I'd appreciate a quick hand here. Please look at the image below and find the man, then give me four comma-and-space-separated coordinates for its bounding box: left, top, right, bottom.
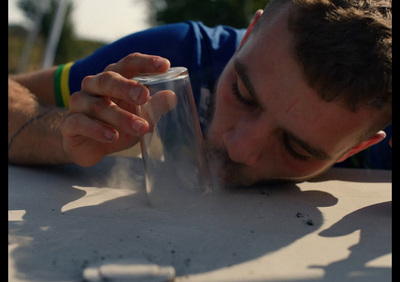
8, 0, 392, 186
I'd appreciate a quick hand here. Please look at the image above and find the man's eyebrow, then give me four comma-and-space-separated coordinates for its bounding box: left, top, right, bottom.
284, 130, 333, 161
233, 58, 264, 111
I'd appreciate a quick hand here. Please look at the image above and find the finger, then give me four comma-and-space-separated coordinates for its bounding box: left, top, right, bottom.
150, 90, 178, 116
138, 90, 177, 128
61, 113, 120, 167
61, 112, 119, 144
61, 112, 145, 167
104, 52, 170, 79
68, 92, 150, 137
81, 71, 150, 105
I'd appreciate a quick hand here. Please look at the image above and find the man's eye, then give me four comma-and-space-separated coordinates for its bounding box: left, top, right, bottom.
283, 133, 310, 162
231, 82, 257, 107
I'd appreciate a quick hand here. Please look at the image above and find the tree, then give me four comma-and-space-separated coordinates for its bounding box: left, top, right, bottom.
151, 0, 270, 28
17, 0, 75, 64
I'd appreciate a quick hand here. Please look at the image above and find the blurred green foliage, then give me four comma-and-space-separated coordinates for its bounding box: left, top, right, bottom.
17, 0, 77, 64
9, 0, 106, 73
154, 0, 270, 28
9, 0, 270, 74
8, 24, 105, 74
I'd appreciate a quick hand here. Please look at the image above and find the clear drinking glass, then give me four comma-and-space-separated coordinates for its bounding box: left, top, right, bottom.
133, 67, 212, 210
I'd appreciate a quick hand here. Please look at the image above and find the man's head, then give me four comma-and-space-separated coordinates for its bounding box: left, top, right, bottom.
205, 0, 392, 186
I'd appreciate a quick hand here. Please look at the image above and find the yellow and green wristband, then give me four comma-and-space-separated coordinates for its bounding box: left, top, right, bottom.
54, 62, 73, 108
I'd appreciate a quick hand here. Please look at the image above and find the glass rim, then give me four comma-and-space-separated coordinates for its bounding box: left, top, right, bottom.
133, 67, 188, 85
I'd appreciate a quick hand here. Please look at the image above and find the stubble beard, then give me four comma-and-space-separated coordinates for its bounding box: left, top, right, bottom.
203, 82, 258, 188
203, 83, 295, 188
204, 140, 257, 187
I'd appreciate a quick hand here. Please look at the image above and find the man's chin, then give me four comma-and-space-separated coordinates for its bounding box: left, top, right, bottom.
204, 138, 323, 188
207, 155, 316, 189
206, 153, 247, 185
216, 172, 299, 189
208, 156, 279, 189
206, 144, 286, 188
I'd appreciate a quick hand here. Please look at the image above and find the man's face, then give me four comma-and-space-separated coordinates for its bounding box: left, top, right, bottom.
205, 9, 377, 186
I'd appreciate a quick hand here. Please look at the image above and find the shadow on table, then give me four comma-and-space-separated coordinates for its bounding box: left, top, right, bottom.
308, 167, 392, 183
311, 201, 392, 282
8, 158, 389, 281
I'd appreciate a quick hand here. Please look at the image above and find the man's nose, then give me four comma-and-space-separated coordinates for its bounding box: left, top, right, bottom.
222, 122, 267, 166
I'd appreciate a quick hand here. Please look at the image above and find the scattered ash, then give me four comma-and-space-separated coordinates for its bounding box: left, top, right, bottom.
296, 212, 314, 226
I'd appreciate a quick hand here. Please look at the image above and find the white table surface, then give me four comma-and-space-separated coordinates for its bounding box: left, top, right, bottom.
9, 156, 391, 281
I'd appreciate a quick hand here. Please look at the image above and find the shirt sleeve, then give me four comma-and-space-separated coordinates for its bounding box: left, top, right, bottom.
53, 22, 197, 107
53, 21, 245, 111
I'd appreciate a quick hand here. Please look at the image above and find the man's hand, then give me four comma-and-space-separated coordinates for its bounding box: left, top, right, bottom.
60, 53, 171, 167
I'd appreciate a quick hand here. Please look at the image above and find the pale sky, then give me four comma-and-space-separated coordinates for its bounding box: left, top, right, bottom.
8, 0, 152, 43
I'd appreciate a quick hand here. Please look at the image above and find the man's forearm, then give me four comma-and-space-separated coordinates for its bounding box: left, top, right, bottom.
8, 78, 72, 165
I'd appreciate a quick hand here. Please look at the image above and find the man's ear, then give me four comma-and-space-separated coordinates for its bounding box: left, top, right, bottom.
238, 9, 264, 48
336, 131, 387, 163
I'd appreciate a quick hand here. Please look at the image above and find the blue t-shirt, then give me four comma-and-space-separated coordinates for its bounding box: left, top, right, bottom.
54, 21, 245, 131
53, 21, 391, 170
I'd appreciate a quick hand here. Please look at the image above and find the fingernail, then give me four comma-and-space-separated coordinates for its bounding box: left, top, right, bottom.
104, 129, 116, 141
154, 58, 167, 68
132, 120, 145, 135
130, 87, 143, 102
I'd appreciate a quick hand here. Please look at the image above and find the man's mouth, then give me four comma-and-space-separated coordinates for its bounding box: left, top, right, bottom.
208, 158, 234, 185
205, 144, 256, 187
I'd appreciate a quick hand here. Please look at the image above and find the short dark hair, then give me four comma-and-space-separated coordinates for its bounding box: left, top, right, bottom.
253, 0, 392, 138
287, 0, 392, 114
256, 0, 391, 119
